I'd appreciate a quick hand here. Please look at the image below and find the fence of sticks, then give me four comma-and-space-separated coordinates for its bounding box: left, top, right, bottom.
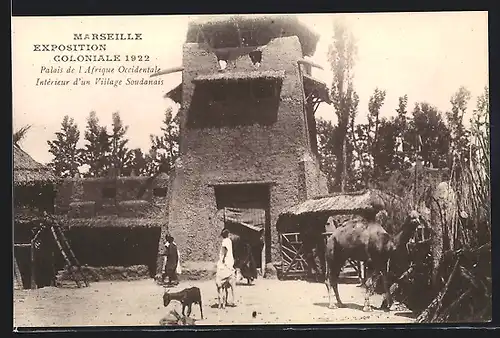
402, 121, 491, 322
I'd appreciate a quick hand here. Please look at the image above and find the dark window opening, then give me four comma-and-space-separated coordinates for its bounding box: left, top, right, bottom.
187, 79, 282, 128
249, 50, 262, 67
216, 51, 230, 71
153, 187, 168, 198
102, 187, 116, 199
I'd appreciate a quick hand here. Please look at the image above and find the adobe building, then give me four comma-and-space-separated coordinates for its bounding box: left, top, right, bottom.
158, 15, 331, 272
54, 174, 169, 277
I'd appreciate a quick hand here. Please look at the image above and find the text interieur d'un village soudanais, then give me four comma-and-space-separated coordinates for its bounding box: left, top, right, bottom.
32, 33, 145, 63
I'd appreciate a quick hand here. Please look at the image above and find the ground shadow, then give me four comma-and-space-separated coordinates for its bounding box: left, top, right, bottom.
235, 282, 255, 286
313, 302, 365, 312
209, 303, 237, 309
394, 311, 417, 319
338, 276, 363, 285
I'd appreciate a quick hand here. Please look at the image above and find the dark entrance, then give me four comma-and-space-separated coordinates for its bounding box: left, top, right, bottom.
213, 183, 271, 269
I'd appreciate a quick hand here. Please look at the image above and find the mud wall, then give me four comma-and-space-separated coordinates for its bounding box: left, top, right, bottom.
160, 36, 327, 268
62, 226, 161, 276
55, 176, 169, 215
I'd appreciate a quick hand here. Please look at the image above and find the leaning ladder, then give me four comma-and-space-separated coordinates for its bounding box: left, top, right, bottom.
50, 225, 89, 288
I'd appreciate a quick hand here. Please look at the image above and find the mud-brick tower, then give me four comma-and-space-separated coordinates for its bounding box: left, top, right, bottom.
158, 15, 331, 272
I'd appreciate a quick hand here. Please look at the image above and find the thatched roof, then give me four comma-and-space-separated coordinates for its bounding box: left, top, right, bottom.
13, 145, 56, 185
186, 15, 319, 56
303, 74, 331, 104
193, 70, 285, 83
62, 216, 165, 228
279, 189, 402, 217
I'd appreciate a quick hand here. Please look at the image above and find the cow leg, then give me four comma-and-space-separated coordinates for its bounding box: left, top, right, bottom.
187, 304, 192, 317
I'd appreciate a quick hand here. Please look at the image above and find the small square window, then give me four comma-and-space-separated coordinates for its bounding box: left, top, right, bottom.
153, 187, 168, 198
102, 187, 116, 198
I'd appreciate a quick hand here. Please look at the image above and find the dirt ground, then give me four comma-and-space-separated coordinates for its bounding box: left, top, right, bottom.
13, 274, 416, 327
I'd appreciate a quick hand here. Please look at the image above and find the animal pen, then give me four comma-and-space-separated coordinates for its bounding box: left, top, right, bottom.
275, 189, 415, 280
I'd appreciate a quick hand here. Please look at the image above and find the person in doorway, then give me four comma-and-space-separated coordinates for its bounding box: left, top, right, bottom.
216, 229, 236, 306
161, 235, 179, 286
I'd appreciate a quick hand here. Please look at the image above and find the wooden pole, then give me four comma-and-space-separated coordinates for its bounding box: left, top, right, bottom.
30, 240, 36, 289
261, 236, 266, 278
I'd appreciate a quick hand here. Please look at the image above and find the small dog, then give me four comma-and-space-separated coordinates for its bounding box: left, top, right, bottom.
216, 275, 235, 309
159, 309, 196, 326
163, 287, 203, 319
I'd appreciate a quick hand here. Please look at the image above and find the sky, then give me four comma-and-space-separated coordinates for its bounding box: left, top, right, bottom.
11, 12, 489, 164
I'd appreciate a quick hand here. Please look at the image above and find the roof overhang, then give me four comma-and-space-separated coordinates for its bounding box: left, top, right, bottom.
303, 74, 331, 105
192, 70, 285, 83
164, 83, 182, 103
279, 189, 402, 218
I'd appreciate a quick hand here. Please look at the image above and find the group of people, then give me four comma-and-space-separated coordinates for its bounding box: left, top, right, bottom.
159, 229, 238, 295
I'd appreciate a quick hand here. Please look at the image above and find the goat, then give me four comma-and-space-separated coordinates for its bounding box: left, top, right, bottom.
163, 286, 204, 319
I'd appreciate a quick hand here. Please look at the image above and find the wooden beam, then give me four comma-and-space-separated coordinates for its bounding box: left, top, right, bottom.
297, 58, 324, 70
150, 66, 184, 78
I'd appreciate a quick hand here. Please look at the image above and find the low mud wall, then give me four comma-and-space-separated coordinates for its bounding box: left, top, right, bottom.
56, 265, 151, 285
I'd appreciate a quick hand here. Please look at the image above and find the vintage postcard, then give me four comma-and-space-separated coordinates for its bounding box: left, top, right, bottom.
12, 12, 490, 328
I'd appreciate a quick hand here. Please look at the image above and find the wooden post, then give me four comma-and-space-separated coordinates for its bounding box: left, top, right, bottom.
30, 240, 36, 289
261, 238, 266, 278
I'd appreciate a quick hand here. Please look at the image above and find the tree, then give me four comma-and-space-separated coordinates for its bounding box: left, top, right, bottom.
447, 86, 472, 173
353, 88, 387, 185
82, 111, 111, 177
148, 107, 180, 175
393, 95, 410, 170
47, 115, 82, 178
316, 117, 337, 192
373, 117, 400, 176
327, 20, 359, 192
109, 112, 133, 176
406, 103, 450, 168
129, 148, 154, 176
